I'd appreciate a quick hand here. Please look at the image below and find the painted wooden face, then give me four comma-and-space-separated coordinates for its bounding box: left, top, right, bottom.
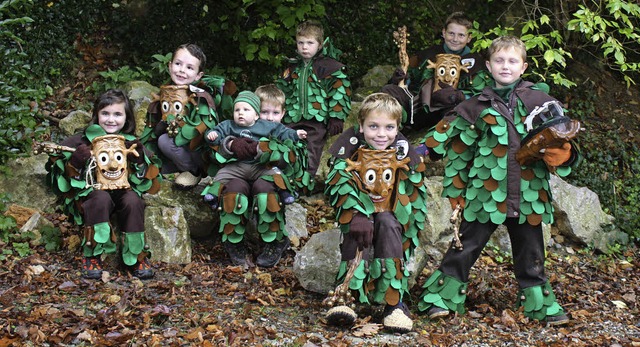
91, 135, 132, 190
159, 85, 193, 121
427, 53, 470, 92
346, 148, 410, 213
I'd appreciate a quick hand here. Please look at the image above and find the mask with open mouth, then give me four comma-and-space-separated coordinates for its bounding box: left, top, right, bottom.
346, 148, 411, 213
91, 134, 137, 190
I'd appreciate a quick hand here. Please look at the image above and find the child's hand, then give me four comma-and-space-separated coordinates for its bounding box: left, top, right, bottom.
125, 140, 145, 165
327, 118, 344, 136
207, 131, 219, 142
349, 213, 373, 249
69, 144, 92, 169
542, 142, 572, 167
297, 129, 307, 139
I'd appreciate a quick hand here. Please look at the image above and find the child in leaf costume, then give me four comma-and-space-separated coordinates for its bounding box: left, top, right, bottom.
382, 12, 490, 132
324, 93, 427, 333
44, 89, 162, 279
417, 36, 579, 326
276, 20, 352, 190
139, 43, 235, 189
202, 91, 307, 268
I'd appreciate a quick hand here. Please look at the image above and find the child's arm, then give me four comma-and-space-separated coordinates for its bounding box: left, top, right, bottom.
296, 129, 307, 140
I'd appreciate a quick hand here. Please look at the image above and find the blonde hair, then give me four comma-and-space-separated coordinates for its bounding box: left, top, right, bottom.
296, 20, 324, 45
489, 35, 527, 61
358, 93, 403, 125
254, 84, 286, 109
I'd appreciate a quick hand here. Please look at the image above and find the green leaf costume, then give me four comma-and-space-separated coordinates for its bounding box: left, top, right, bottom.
418, 80, 578, 321
45, 124, 161, 259
325, 127, 427, 305
276, 38, 351, 126
140, 76, 231, 176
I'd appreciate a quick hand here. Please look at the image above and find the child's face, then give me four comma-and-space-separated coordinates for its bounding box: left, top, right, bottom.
98, 102, 126, 134
486, 46, 528, 88
233, 102, 259, 127
442, 23, 471, 52
296, 35, 321, 63
359, 110, 398, 150
168, 48, 204, 85
259, 102, 285, 123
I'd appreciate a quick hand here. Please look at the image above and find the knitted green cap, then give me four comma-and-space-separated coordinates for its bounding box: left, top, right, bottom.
234, 90, 261, 115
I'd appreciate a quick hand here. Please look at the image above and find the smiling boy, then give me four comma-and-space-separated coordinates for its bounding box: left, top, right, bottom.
323, 93, 427, 333
418, 36, 579, 326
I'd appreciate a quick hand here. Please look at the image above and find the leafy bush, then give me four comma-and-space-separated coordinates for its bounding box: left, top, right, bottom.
0, 0, 49, 164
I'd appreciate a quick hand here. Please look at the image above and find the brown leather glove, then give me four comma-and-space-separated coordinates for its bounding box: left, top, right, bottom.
327, 118, 344, 137
69, 144, 91, 169
449, 196, 465, 210
125, 140, 145, 165
349, 213, 374, 250
431, 82, 465, 107
542, 142, 572, 167
229, 137, 258, 160
389, 67, 407, 85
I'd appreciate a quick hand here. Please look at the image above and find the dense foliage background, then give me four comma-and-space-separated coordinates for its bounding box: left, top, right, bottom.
2, 0, 640, 245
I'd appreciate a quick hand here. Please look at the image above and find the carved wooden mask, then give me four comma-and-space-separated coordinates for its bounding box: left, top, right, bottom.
346, 148, 410, 213
91, 135, 135, 190
159, 85, 193, 121
427, 53, 470, 92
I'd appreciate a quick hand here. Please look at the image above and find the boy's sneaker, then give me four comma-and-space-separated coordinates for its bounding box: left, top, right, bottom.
223, 241, 248, 266
326, 305, 357, 327
426, 306, 450, 320
546, 312, 570, 326
278, 190, 296, 205
82, 256, 103, 279
383, 302, 413, 333
132, 258, 154, 279
175, 171, 201, 190
256, 237, 289, 268
203, 193, 219, 210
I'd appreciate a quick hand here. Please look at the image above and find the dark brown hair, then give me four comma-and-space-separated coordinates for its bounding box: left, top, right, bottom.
90, 89, 136, 135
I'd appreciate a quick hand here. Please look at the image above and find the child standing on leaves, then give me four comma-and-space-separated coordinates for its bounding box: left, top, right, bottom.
418, 36, 579, 326
324, 93, 427, 333
276, 20, 351, 192
202, 91, 306, 268
45, 89, 162, 279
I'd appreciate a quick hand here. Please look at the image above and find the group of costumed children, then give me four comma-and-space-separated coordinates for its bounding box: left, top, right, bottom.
44, 14, 579, 334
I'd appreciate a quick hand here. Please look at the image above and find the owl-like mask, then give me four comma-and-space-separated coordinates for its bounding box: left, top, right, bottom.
427, 53, 470, 92
159, 85, 194, 122
346, 148, 410, 213
91, 135, 138, 190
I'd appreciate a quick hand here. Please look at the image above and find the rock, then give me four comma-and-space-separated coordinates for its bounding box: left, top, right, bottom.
144, 205, 192, 264
293, 229, 342, 294
58, 110, 91, 137
550, 175, 628, 252
285, 202, 308, 248
123, 81, 159, 137
0, 154, 58, 212
144, 180, 218, 239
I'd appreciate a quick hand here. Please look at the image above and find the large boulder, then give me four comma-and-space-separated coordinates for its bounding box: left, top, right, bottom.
292, 229, 342, 294
550, 175, 627, 252
0, 154, 57, 212
123, 80, 159, 137
58, 110, 91, 137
